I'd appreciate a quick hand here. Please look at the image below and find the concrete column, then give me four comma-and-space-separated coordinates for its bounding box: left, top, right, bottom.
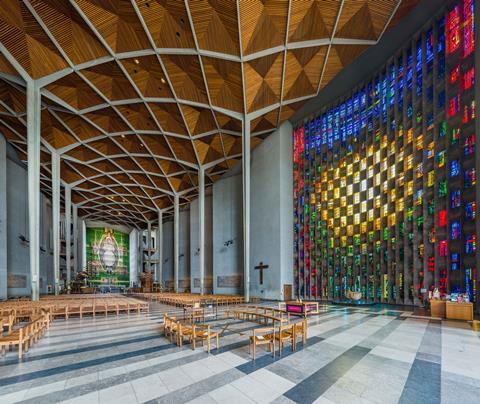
242, 118, 251, 302
0, 134, 7, 300
199, 168, 205, 295
174, 195, 179, 292
27, 81, 41, 301
147, 221, 152, 273
65, 185, 71, 291
72, 204, 78, 275
157, 210, 163, 285
138, 230, 143, 281
81, 219, 86, 271
51, 153, 60, 295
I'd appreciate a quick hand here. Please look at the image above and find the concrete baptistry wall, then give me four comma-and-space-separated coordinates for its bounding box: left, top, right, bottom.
1, 136, 53, 299
211, 121, 294, 300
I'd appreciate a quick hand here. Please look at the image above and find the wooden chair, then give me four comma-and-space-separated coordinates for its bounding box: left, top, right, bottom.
1, 311, 15, 333
275, 323, 295, 355
192, 324, 219, 353
292, 319, 307, 351
249, 327, 275, 360
0, 325, 28, 358
177, 323, 194, 347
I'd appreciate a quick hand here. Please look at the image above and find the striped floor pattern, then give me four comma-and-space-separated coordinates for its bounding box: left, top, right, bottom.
0, 302, 479, 404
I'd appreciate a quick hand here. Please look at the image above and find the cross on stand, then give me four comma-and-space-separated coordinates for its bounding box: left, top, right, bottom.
254, 262, 269, 285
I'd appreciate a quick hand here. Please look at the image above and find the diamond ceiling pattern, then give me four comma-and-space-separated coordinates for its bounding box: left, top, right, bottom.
0, 0, 417, 227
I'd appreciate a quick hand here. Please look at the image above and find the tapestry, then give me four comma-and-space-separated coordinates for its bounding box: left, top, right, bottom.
86, 227, 129, 286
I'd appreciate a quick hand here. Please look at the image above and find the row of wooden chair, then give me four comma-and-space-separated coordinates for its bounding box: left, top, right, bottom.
140, 292, 244, 308
0, 310, 50, 358
0, 296, 149, 320
227, 305, 290, 325
163, 314, 219, 353
249, 320, 307, 360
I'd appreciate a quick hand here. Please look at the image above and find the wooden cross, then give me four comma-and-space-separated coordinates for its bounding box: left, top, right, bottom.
254, 262, 269, 285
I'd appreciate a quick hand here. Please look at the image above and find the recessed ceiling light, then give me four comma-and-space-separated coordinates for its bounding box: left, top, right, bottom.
121, 134, 125, 138
160, 78, 166, 84
134, 59, 139, 64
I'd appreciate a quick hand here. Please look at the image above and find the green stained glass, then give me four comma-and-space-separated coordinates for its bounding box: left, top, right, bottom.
439, 181, 447, 197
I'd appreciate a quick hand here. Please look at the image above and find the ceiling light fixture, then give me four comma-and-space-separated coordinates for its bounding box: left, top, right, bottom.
160, 78, 166, 84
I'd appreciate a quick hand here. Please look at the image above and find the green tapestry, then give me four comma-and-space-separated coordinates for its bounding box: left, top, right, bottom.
86, 228, 129, 286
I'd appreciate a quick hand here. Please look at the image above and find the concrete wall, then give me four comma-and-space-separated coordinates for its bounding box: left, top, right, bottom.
162, 220, 174, 288
212, 174, 243, 295
190, 191, 213, 293
210, 121, 294, 300
6, 153, 53, 297
178, 208, 190, 291
250, 121, 293, 300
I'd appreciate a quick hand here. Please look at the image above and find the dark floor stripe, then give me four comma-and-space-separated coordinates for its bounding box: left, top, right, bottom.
283, 316, 405, 403
0, 334, 161, 366
284, 345, 371, 403
398, 321, 442, 404
0, 342, 174, 387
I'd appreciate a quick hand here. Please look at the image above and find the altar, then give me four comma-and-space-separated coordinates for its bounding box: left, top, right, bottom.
284, 301, 319, 317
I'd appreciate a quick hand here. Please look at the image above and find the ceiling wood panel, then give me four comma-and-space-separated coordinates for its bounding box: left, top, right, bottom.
0, 0, 417, 224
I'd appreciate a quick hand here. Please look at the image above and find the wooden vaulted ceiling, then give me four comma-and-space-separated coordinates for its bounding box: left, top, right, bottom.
0, 0, 418, 227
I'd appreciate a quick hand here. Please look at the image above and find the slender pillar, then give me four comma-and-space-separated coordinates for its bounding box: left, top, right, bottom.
174, 194, 179, 293
157, 210, 163, 285
72, 204, 78, 275
0, 134, 7, 300
242, 118, 251, 302
147, 221, 152, 274
65, 185, 71, 291
199, 168, 205, 295
51, 153, 60, 295
27, 81, 41, 301
138, 230, 143, 281
81, 219, 87, 271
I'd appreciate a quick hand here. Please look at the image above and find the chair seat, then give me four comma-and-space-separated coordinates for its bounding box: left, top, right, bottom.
251, 334, 273, 342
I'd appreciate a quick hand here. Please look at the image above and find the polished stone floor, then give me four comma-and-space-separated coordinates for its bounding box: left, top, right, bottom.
0, 302, 479, 404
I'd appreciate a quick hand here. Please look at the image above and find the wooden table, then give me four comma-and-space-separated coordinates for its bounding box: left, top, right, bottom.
446, 301, 474, 321
285, 301, 319, 317
430, 300, 446, 318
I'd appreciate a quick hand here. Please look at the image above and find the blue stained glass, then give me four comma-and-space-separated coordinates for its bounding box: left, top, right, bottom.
451, 253, 460, 271
406, 50, 413, 90
426, 29, 434, 71
315, 117, 321, 153
333, 107, 340, 142
310, 119, 315, 152
304, 123, 309, 158
321, 116, 327, 144
389, 65, 395, 107
416, 40, 422, 96
451, 221, 461, 240
451, 190, 461, 208
397, 59, 404, 107
450, 160, 460, 177
437, 17, 446, 53
347, 98, 353, 136
466, 202, 476, 220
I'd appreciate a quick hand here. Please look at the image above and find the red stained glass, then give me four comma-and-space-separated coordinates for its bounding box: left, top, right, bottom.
439, 240, 448, 257
463, 0, 474, 57
463, 67, 474, 90
446, 6, 461, 54
450, 65, 460, 84
438, 210, 447, 227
